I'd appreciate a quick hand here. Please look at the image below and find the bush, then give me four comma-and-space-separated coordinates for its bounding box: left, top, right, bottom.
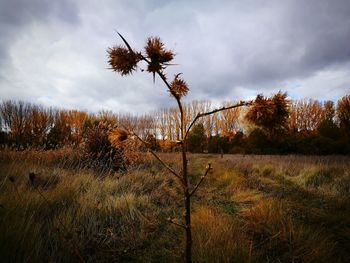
83, 122, 126, 171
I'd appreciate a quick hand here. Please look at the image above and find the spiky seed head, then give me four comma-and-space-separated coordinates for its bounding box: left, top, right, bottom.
107, 46, 140, 75
170, 75, 189, 98
108, 128, 128, 146
145, 37, 174, 74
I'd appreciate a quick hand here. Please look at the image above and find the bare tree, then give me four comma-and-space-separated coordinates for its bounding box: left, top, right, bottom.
289, 99, 324, 134
220, 100, 242, 136
156, 108, 168, 141
0, 100, 32, 148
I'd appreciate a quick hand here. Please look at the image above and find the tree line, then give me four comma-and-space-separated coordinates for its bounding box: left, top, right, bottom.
0, 94, 349, 154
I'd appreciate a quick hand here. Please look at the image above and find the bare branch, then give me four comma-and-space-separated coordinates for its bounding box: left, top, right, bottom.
127, 129, 183, 181
138, 53, 186, 135
185, 101, 252, 140
155, 70, 185, 129
189, 163, 212, 197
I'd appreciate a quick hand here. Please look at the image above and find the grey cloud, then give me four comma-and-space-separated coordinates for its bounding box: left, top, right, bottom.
174, 0, 350, 100
0, 0, 350, 115
0, 0, 79, 25
0, 0, 79, 74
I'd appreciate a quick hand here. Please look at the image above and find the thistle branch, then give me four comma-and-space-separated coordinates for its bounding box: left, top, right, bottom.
190, 163, 212, 197
127, 129, 183, 181
117, 32, 134, 54
184, 101, 253, 140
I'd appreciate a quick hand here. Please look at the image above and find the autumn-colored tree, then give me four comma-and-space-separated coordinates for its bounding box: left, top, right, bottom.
288, 99, 325, 134
317, 100, 340, 140
245, 92, 289, 139
46, 110, 72, 148
219, 101, 242, 136
133, 114, 155, 140
28, 105, 54, 147
65, 110, 88, 146
324, 100, 335, 121
337, 95, 350, 137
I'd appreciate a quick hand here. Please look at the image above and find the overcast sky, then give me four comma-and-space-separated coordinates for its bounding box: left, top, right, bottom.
0, 0, 350, 114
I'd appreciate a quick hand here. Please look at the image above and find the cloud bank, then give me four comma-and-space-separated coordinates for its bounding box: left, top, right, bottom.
0, 0, 349, 114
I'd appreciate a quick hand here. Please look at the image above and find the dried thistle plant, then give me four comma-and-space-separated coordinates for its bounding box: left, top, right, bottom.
107, 33, 251, 263
108, 128, 128, 143
108, 128, 145, 168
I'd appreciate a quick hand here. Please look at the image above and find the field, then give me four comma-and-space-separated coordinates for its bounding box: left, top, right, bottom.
0, 150, 349, 262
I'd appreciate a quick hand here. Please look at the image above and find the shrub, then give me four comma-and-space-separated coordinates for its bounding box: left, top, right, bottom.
83, 122, 126, 171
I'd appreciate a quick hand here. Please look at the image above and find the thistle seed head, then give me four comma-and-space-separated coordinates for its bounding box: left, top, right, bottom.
145, 37, 174, 74
107, 46, 141, 75
115, 128, 128, 141
108, 128, 128, 146
170, 75, 189, 98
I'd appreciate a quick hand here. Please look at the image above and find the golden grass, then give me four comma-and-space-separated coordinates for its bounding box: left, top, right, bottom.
0, 150, 349, 262
242, 199, 336, 263
192, 206, 251, 263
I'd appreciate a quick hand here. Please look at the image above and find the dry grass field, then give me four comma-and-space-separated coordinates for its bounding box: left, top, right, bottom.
0, 150, 349, 262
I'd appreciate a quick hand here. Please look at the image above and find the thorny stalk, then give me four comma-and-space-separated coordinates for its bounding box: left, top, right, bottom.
108, 33, 251, 263
190, 163, 212, 197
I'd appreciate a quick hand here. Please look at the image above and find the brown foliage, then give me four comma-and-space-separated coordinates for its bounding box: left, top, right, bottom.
245, 92, 289, 137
